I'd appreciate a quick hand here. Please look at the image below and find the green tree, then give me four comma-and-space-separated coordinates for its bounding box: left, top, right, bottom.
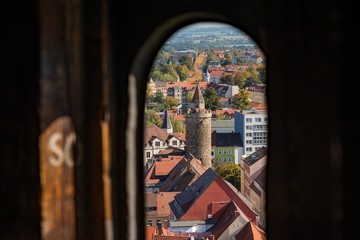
233, 70, 250, 89
231, 89, 251, 110
153, 90, 164, 103
163, 96, 179, 110
178, 55, 194, 70
221, 51, 233, 66
221, 74, 234, 85
206, 50, 220, 63
171, 116, 185, 134
216, 114, 226, 120
145, 110, 162, 127
146, 88, 154, 104
245, 67, 261, 85
257, 64, 266, 84
186, 90, 194, 103
203, 87, 221, 111
162, 64, 178, 79
175, 65, 189, 81
215, 163, 241, 190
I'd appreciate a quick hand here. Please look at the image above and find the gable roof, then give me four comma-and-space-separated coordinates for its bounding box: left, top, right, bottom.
249, 102, 267, 110
254, 167, 266, 190
214, 109, 236, 116
169, 168, 218, 219
145, 158, 183, 186
144, 125, 170, 143
212, 132, 243, 147
235, 221, 266, 240
170, 167, 258, 222
144, 125, 185, 144
208, 201, 241, 238
243, 147, 267, 166
145, 191, 179, 217
159, 153, 206, 192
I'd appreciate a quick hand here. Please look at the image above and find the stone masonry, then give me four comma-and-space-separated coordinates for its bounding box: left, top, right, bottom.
185, 109, 212, 169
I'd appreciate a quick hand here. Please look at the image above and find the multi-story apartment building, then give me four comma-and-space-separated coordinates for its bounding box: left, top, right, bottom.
234, 109, 268, 156
239, 147, 267, 229
211, 131, 244, 166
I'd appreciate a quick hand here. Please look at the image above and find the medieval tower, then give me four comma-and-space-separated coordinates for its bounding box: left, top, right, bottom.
185, 83, 212, 169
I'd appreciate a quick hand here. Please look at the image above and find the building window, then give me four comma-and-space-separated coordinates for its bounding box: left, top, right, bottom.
172, 140, 177, 145
255, 118, 261, 122
218, 150, 222, 154
246, 125, 252, 130
155, 142, 160, 147
246, 147, 252, 152
156, 220, 161, 226
246, 118, 252, 123
246, 133, 252, 137
223, 150, 227, 154
228, 150, 232, 154
147, 220, 152, 226
246, 140, 252, 144
223, 157, 227, 162
146, 152, 151, 158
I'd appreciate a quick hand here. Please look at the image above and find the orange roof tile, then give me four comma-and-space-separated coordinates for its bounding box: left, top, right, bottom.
166, 81, 209, 90
155, 160, 182, 176
250, 102, 267, 110
145, 158, 183, 185
214, 109, 236, 115
209, 70, 224, 76
235, 221, 266, 240
144, 125, 185, 144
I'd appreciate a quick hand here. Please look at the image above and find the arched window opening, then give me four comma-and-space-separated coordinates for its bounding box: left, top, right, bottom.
142, 21, 268, 239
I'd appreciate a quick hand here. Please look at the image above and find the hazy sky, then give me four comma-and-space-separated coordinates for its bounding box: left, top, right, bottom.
179, 21, 244, 34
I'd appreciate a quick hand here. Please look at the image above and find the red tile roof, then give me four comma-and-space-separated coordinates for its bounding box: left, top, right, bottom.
235, 221, 266, 240
160, 153, 206, 192
170, 168, 257, 222
219, 97, 229, 103
144, 125, 169, 143
166, 81, 209, 90
208, 66, 225, 72
209, 70, 224, 77
144, 125, 185, 143
249, 102, 267, 110
145, 158, 183, 185
214, 109, 236, 116
145, 191, 179, 217
208, 201, 241, 238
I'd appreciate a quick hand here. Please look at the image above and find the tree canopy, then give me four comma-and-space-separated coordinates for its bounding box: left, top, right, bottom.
171, 116, 185, 134
203, 87, 221, 111
145, 110, 162, 127
231, 89, 251, 110
215, 163, 241, 190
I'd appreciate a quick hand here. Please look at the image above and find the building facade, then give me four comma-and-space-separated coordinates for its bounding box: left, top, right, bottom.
234, 110, 268, 156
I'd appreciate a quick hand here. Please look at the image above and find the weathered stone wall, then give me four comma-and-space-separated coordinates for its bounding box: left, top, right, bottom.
185, 110, 212, 168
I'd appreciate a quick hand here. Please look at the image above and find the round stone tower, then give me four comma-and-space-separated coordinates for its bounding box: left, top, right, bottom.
185, 83, 212, 169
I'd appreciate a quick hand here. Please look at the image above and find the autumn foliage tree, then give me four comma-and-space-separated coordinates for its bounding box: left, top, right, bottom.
231, 89, 252, 110
215, 163, 241, 190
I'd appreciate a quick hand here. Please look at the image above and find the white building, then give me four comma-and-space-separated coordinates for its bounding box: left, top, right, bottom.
234, 110, 268, 156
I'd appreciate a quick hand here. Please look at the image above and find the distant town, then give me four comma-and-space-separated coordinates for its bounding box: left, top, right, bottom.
144, 22, 267, 240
